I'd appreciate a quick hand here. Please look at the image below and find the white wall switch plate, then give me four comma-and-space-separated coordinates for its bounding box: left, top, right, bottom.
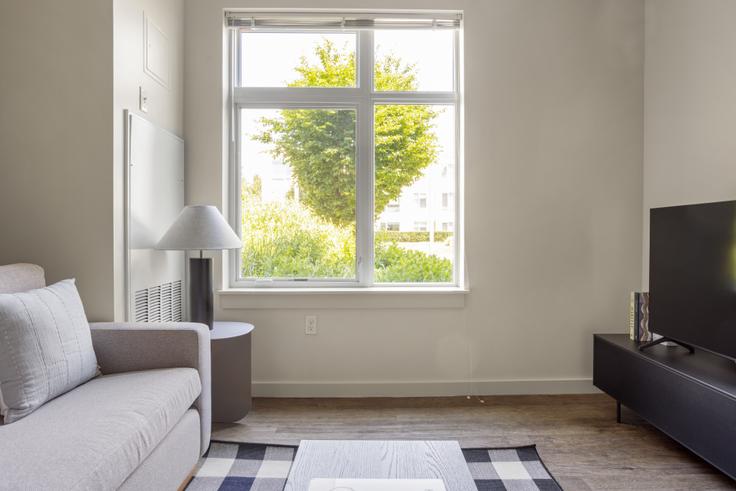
139, 86, 149, 113
305, 315, 318, 335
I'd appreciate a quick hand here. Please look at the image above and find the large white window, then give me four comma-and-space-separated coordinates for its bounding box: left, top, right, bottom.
228, 11, 463, 287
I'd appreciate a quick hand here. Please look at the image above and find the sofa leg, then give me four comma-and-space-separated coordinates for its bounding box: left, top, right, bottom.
177, 466, 197, 491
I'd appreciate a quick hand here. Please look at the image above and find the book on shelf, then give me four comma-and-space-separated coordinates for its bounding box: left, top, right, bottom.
628, 292, 636, 340
629, 291, 652, 342
639, 292, 651, 342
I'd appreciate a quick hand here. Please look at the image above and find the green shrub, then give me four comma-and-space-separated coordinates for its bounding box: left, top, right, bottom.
374, 230, 453, 243
241, 200, 355, 279
241, 198, 452, 283
375, 243, 452, 283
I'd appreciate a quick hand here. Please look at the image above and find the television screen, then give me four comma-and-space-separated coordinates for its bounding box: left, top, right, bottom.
650, 200, 736, 359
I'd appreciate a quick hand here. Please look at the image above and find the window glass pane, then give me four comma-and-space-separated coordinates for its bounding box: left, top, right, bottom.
240, 32, 356, 87
240, 108, 357, 280
374, 104, 456, 283
374, 30, 454, 92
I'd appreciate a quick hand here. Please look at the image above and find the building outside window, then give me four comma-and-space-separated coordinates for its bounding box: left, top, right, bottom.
228, 11, 462, 286
442, 192, 454, 209
414, 193, 428, 209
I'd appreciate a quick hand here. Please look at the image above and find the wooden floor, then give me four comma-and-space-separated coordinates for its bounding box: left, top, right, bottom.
212, 394, 735, 490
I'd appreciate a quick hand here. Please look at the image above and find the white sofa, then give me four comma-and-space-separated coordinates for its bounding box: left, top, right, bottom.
0, 264, 211, 490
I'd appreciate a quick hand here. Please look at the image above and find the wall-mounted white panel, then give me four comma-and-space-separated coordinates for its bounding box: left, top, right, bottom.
125, 111, 184, 321
144, 12, 170, 87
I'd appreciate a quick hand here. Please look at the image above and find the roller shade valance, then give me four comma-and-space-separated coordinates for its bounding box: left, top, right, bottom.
225, 11, 462, 30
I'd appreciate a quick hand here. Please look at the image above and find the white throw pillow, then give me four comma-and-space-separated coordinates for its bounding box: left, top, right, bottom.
0, 279, 99, 423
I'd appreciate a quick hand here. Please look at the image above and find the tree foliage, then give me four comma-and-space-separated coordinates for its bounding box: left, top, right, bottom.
254, 41, 439, 226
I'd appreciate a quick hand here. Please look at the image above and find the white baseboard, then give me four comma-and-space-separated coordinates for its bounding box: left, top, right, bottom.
252, 378, 599, 397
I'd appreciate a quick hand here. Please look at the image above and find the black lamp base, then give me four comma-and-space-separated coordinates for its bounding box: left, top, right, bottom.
190, 257, 213, 330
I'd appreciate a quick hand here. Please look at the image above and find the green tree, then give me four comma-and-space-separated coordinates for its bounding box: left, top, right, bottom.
255, 41, 439, 226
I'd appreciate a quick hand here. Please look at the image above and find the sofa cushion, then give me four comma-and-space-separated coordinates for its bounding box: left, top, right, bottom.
0, 367, 201, 491
0, 279, 99, 423
0, 263, 46, 425
0, 263, 45, 294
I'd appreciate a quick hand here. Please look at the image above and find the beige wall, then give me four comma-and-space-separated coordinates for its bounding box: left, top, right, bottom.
185, 0, 645, 396
642, 0, 736, 287
0, 0, 183, 321
0, 0, 115, 320
113, 0, 184, 319
8, 0, 736, 395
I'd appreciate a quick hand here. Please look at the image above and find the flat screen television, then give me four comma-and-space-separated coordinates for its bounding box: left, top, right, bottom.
650, 200, 736, 359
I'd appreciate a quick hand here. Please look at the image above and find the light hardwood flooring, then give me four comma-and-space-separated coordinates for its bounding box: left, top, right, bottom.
211, 394, 735, 490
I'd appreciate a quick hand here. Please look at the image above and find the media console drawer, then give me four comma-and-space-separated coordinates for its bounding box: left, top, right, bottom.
593, 334, 736, 479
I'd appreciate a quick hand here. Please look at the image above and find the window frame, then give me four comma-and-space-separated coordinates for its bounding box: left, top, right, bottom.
228, 22, 463, 289
414, 192, 428, 209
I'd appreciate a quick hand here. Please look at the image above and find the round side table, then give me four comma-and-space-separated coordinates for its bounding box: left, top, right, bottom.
211, 321, 254, 423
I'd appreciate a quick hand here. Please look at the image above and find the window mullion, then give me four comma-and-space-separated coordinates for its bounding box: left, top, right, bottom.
229, 31, 241, 287
454, 28, 464, 288
356, 30, 374, 286
233, 87, 362, 105
370, 92, 457, 104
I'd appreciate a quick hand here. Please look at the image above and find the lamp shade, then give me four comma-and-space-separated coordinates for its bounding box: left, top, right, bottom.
156, 205, 242, 250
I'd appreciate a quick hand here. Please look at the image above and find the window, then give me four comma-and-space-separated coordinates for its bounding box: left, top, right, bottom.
441, 193, 452, 209
414, 193, 428, 209
228, 11, 462, 287
240, 32, 356, 88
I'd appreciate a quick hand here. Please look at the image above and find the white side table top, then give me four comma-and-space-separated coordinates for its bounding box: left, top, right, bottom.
211, 321, 254, 340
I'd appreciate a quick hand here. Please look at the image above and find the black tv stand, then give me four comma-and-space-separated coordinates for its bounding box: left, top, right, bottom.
638, 336, 694, 354
594, 334, 736, 479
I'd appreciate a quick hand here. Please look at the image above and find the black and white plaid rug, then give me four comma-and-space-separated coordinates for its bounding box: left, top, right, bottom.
187, 442, 562, 491
462, 446, 562, 490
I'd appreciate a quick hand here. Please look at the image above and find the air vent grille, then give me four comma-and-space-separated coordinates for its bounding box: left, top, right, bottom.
133, 280, 182, 323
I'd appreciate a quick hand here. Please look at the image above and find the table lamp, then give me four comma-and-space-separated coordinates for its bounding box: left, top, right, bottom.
157, 205, 242, 329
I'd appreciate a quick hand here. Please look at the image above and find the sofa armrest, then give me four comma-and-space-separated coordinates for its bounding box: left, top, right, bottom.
89, 322, 211, 454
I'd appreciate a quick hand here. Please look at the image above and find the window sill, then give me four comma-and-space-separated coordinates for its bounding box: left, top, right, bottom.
217, 286, 467, 310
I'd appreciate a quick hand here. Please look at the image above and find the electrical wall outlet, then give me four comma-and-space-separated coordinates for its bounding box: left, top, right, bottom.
139, 86, 149, 113
305, 315, 318, 335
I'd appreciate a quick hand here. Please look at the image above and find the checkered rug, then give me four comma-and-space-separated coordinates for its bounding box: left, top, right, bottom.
186, 442, 562, 491
462, 446, 562, 490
